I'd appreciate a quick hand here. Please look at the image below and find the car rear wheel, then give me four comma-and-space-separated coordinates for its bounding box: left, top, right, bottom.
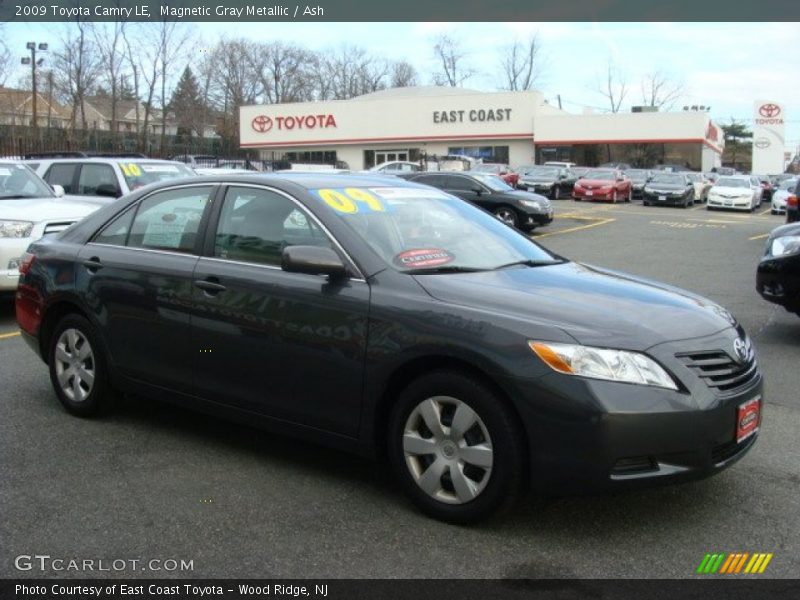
494, 206, 519, 229
551, 186, 561, 200
388, 371, 525, 523
48, 314, 111, 417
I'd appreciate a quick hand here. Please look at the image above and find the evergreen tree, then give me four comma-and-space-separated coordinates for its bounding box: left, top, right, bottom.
169, 66, 204, 137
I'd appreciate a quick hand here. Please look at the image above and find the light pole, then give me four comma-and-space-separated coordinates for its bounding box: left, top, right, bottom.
20, 41, 48, 132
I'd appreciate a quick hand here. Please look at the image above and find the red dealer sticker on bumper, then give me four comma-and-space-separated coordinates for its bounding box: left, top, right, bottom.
394, 248, 454, 269
737, 397, 761, 443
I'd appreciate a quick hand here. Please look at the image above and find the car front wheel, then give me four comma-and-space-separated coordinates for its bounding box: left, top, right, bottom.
494, 206, 519, 229
388, 371, 525, 523
48, 314, 111, 417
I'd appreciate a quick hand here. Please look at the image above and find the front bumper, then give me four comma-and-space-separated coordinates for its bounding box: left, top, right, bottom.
707, 196, 752, 211
643, 191, 690, 206
0, 239, 29, 291
757, 253, 800, 313
573, 188, 614, 201
500, 329, 763, 495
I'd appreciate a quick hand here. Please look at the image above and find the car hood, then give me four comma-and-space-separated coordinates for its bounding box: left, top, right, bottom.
0, 198, 100, 222
414, 261, 734, 350
577, 178, 616, 186
521, 176, 557, 184
645, 183, 687, 191
495, 190, 551, 204
711, 186, 752, 195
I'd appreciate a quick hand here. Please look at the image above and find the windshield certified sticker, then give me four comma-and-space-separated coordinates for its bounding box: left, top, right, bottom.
394, 248, 454, 269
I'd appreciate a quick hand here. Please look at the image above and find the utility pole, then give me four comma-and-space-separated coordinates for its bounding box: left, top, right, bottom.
21, 41, 48, 136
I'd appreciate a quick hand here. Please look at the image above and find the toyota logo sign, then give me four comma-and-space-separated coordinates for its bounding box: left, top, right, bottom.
754, 137, 771, 149
758, 103, 781, 118
251, 115, 273, 133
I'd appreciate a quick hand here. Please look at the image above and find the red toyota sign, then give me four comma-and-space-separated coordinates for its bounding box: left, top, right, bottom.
250, 114, 337, 134
758, 103, 781, 118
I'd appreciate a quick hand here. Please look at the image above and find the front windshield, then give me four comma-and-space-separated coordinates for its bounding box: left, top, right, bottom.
585, 170, 616, 181
779, 179, 798, 191
0, 163, 54, 199
685, 173, 701, 182
117, 161, 196, 191
523, 167, 560, 178
715, 178, 749, 188
473, 164, 502, 174
311, 186, 558, 272
650, 174, 685, 185
470, 173, 513, 191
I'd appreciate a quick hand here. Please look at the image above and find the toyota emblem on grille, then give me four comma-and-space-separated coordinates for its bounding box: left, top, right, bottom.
733, 338, 748, 363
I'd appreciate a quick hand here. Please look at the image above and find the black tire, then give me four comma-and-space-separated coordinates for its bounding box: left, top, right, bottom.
551, 185, 561, 200
493, 206, 519, 229
387, 370, 526, 524
643, 199, 651, 206
48, 314, 111, 417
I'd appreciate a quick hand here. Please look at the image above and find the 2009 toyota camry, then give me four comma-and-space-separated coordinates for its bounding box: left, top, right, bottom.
15, 174, 762, 523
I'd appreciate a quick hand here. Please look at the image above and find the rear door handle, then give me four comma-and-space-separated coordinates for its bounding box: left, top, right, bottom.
82, 257, 103, 272
194, 279, 227, 295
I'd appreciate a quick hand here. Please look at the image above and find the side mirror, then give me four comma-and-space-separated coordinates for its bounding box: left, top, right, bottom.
471, 187, 483, 195
282, 245, 347, 280
51, 184, 65, 198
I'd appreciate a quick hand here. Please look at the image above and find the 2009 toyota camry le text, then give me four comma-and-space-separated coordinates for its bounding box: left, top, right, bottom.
15, 174, 762, 523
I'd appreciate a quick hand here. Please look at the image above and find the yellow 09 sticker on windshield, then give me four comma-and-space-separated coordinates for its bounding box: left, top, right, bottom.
316, 188, 385, 214
119, 163, 142, 177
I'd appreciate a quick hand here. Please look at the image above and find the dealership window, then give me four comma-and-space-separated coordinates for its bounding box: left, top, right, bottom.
448, 146, 509, 164
285, 151, 338, 165
363, 148, 422, 169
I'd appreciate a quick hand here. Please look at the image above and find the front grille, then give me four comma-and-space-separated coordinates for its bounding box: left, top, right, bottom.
43, 221, 76, 236
677, 346, 758, 393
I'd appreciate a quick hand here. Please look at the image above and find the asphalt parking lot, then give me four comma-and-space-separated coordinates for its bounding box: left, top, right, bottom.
1, 197, 798, 579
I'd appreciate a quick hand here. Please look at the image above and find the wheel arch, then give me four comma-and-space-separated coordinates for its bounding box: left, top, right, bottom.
38, 299, 91, 365
370, 355, 529, 470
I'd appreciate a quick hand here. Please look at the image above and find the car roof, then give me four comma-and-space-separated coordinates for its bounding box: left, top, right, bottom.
26, 157, 185, 164
155, 172, 429, 190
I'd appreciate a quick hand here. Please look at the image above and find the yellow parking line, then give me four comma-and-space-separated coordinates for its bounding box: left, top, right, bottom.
749, 233, 770, 241
536, 218, 616, 239
0, 331, 21, 340
690, 204, 706, 211
759, 208, 773, 216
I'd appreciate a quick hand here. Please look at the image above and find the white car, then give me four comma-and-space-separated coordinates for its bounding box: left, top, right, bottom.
0, 161, 100, 291
771, 178, 798, 214
367, 161, 422, 174
27, 157, 196, 202
685, 172, 712, 202
707, 176, 761, 212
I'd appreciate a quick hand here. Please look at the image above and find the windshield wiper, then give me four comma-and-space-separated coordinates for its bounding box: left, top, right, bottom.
403, 266, 488, 275
0, 194, 34, 200
492, 259, 563, 270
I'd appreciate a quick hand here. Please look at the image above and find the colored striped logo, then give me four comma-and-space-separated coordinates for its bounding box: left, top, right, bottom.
696, 553, 773, 574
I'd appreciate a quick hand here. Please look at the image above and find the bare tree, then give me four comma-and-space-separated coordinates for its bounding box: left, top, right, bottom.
156, 22, 194, 153
640, 70, 685, 110
500, 34, 543, 91
0, 37, 13, 87
121, 27, 142, 142
91, 20, 128, 143
256, 42, 314, 104
596, 58, 628, 113
52, 20, 102, 144
209, 39, 263, 143
313, 45, 389, 100
432, 35, 475, 87
390, 61, 418, 88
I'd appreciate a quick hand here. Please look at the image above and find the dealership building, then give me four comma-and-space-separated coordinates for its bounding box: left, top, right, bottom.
239, 87, 724, 171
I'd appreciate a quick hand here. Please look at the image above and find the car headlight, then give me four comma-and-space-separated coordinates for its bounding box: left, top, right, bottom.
770, 235, 800, 257
519, 199, 542, 210
0, 220, 34, 238
529, 341, 678, 390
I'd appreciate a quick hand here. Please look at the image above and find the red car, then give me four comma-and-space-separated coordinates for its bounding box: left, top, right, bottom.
573, 168, 632, 203
472, 163, 519, 188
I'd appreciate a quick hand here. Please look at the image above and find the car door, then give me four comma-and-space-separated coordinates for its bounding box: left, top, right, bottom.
191, 184, 370, 437
441, 174, 488, 208
78, 183, 216, 389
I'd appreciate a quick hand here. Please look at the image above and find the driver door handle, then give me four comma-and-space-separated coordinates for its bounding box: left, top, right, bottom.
194, 279, 227, 295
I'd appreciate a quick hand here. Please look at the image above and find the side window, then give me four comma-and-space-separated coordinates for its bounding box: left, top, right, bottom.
93, 208, 135, 246
414, 175, 444, 188
77, 164, 120, 197
127, 186, 213, 252
445, 176, 475, 191
44, 164, 78, 193
214, 186, 332, 267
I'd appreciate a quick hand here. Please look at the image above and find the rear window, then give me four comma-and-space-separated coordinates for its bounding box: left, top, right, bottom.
117, 161, 195, 191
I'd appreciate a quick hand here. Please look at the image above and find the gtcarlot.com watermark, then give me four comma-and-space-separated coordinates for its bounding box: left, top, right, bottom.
14, 554, 194, 573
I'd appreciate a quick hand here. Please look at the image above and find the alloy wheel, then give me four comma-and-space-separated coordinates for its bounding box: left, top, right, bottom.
494, 208, 518, 228
402, 396, 494, 505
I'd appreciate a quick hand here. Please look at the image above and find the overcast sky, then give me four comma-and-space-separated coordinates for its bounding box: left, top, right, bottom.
4, 21, 798, 153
